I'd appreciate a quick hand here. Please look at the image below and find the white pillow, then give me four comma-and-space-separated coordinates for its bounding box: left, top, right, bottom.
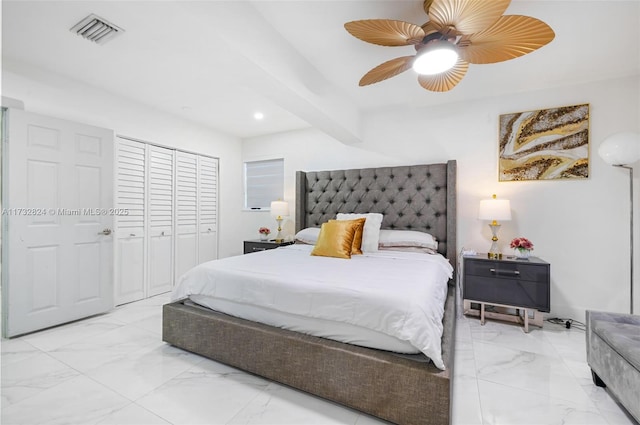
378, 229, 438, 251
295, 227, 321, 245
336, 213, 383, 252
378, 246, 438, 255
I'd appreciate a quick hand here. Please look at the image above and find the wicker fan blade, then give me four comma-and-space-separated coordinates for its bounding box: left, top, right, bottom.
458, 15, 555, 64
345, 20, 425, 46
420, 20, 439, 37
360, 56, 415, 86
423, 0, 435, 15
428, 0, 511, 35
417, 59, 469, 92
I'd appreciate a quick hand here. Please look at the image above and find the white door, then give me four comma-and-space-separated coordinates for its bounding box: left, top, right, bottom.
114, 138, 146, 305
175, 151, 198, 281
198, 156, 218, 263
2, 109, 114, 337
148, 145, 174, 296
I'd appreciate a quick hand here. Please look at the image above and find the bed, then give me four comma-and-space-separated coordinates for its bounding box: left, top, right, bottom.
163, 160, 457, 425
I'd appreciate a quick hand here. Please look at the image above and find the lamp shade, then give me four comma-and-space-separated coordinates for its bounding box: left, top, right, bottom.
598, 132, 640, 166
270, 200, 289, 218
478, 195, 511, 221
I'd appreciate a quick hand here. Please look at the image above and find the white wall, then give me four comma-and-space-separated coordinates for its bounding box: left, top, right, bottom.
242, 75, 640, 320
2, 63, 245, 258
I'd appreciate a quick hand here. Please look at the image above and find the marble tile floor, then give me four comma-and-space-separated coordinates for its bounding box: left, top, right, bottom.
1, 293, 637, 425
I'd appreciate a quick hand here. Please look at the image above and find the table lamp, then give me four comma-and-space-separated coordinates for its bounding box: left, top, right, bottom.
478, 194, 512, 259
270, 200, 289, 243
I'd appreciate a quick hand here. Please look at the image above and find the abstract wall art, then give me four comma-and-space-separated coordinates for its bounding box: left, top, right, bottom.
499, 104, 589, 181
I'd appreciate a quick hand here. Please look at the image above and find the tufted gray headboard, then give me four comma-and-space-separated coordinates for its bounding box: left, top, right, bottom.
295, 161, 457, 276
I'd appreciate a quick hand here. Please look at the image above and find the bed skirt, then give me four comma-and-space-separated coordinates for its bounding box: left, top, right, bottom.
162, 284, 456, 425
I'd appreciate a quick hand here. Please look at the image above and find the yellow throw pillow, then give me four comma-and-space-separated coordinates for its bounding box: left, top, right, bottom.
330, 218, 365, 255
311, 220, 361, 259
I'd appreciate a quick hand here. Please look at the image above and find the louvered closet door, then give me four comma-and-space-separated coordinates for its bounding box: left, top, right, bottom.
115, 139, 146, 305
175, 151, 198, 281
148, 146, 174, 296
198, 156, 218, 263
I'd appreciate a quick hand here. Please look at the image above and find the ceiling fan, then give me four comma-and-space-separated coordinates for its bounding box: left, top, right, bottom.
344, 0, 555, 92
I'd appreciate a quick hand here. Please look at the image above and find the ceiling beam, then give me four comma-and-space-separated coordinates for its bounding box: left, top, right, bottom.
183, 2, 362, 144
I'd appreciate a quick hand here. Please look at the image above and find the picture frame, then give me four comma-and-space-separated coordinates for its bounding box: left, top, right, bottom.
498, 103, 590, 181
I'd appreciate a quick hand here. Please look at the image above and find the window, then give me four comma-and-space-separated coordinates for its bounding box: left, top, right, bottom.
244, 158, 284, 210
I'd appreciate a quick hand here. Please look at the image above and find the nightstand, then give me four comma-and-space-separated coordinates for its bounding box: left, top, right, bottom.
462, 254, 550, 332
243, 239, 294, 254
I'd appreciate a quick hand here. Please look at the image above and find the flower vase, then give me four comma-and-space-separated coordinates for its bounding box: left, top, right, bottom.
514, 248, 531, 259
260, 234, 269, 241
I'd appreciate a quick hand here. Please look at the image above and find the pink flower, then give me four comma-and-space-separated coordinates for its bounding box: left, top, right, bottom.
510, 237, 534, 250
259, 227, 271, 235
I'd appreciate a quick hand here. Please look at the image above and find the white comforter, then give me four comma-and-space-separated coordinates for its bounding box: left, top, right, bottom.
171, 244, 453, 370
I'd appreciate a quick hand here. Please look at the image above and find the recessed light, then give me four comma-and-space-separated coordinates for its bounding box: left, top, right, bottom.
253, 112, 264, 120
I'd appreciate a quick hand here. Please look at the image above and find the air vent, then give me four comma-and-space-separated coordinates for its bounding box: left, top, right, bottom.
70, 14, 124, 44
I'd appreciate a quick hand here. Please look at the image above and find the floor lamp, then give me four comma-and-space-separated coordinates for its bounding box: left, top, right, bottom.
598, 132, 640, 314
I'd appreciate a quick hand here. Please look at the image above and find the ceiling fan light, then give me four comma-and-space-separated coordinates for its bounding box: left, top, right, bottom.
412, 40, 458, 75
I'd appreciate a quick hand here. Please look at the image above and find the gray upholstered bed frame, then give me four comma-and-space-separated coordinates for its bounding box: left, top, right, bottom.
163, 160, 457, 425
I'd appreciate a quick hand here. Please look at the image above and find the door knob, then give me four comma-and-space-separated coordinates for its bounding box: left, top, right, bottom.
98, 228, 112, 235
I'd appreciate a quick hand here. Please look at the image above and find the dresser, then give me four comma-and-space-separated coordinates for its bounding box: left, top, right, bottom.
243, 239, 294, 254
462, 254, 550, 332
